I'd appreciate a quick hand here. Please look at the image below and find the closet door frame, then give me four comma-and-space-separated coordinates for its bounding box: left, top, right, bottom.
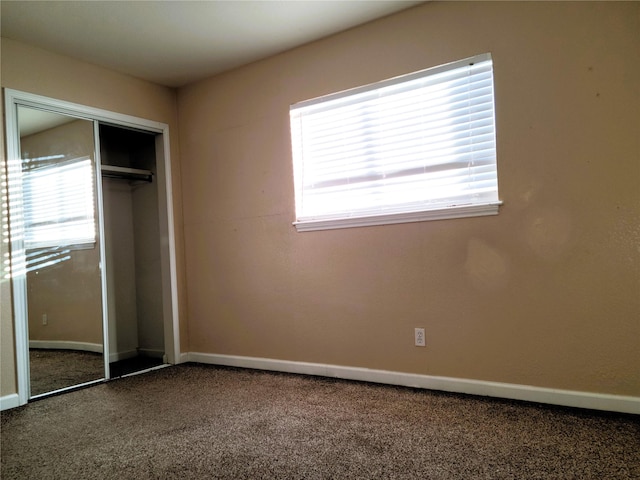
4, 89, 181, 406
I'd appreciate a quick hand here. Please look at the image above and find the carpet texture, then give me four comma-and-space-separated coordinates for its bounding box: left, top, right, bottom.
29, 349, 104, 396
1, 363, 638, 479
29, 349, 165, 397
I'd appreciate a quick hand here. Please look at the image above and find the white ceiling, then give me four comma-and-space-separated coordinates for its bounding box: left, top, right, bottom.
1, 0, 423, 88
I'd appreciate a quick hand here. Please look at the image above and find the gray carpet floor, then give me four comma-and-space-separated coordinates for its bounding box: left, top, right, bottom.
1, 363, 639, 479
29, 349, 104, 396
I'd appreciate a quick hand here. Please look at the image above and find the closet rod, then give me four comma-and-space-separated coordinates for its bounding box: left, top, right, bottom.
101, 164, 153, 183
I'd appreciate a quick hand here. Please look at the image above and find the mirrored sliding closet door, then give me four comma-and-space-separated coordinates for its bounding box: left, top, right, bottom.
16, 106, 106, 397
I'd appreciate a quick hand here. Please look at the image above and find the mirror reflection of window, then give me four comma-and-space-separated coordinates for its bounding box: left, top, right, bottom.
22, 156, 96, 252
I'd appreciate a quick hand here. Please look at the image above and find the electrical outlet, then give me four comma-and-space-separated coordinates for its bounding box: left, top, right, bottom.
42, 314, 48, 326
414, 327, 425, 347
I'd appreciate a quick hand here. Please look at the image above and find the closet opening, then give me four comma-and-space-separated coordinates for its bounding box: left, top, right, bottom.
99, 124, 166, 378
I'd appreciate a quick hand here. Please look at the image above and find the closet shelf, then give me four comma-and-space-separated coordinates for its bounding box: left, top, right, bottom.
101, 165, 153, 183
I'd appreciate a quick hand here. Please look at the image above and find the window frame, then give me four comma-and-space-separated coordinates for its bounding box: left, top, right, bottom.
290, 53, 502, 232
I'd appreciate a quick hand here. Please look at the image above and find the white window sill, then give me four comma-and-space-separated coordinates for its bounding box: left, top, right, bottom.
293, 202, 502, 232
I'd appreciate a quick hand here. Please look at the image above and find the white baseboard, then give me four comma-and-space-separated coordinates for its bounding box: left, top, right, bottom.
0, 393, 20, 411
138, 348, 165, 359
28, 341, 142, 363
29, 340, 103, 353
110, 349, 165, 362
186, 352, 640, 415
108, 349, 138, 363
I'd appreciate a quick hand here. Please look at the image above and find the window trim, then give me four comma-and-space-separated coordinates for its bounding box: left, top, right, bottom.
293, 202, 501, 232
290, 53, 502, 232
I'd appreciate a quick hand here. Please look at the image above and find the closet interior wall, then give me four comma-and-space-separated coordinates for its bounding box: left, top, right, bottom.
99, 124, 165, 365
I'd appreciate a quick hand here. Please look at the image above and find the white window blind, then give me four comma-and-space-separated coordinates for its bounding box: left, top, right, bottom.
290, 53, 501, 231
22, 156, 96, 249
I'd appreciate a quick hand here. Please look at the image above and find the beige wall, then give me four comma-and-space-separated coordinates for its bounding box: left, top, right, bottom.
178, 2, 639, 396
0, 37, 187, 398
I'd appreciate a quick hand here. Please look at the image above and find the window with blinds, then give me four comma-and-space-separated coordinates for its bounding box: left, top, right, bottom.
22, 157, 96, 249
290, 53, 501, 232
